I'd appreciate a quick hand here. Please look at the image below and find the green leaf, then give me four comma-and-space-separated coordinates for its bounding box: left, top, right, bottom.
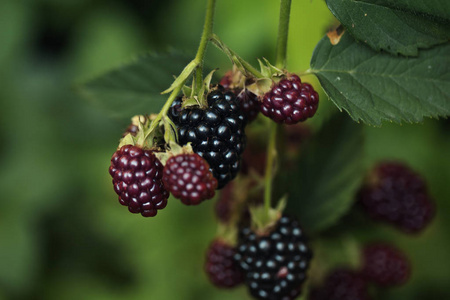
373, 0, 450, 21
326, 0, 450, 56
310, 32, 450, 126
77, 51, 191, 119
283, 114, 365, 233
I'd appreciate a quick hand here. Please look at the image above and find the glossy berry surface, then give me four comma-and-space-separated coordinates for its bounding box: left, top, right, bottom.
361, 243, 411, 287
168, 90, 246, 189
235, 215, 312, 300
236, 89, 261, 123
358, 162, 435, 233
163, 153, 217, 205
309, 269, 371, 300
261, 74, 319, 124
109, 145, 169, 217
205, 239, 244, 288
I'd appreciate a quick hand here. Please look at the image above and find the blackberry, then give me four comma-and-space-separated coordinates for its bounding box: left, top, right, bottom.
168, 90, 246, 189
215, 182, 234, 223
237, 89, 261, 123
235, 215, 312, 300
309, 269, 371, 300
205, 239, 244, 288
109, 145, 169, 217
163, 153, 217, 205
358, 161, 435, 233
361, 243, 411, 287
261, 74, 319, 124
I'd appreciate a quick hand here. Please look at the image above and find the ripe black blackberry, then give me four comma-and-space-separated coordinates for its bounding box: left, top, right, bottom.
236, 89, 261, 123
309, 269, 371, 300
235, 215, 312, 300
361, 243, 411, 287
205, 239, 244, 288
261, 74, 319, 124
168, 89, 246, 189
358, 161, 435, 233
163, 153, 217, 205
109, 145, 169, 217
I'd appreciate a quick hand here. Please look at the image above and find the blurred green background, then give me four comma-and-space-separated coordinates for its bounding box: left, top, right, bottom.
0, 0, 449, 299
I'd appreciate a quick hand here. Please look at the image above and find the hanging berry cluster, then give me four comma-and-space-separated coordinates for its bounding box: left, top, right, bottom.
105, 0, 436, 299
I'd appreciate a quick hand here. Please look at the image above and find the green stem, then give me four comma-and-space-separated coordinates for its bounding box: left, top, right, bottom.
146, 0, 216, 140
194, 0, 216, 94
264, 122, 277, 215
275, 0, 292, 69
263, 0, 292, 217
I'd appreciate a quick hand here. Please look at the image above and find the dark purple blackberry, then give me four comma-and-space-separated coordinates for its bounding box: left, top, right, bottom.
261, 74, 319, 124
163, 153, 217, 205
235, 215, 312, 300
309, 269, 371, 300
109, 145, 169, 217
237, 89, 261, 122
358, 161, 435, 233
361, 243, 411, 287
168, 90, 247, 189
205, 239, 244, 288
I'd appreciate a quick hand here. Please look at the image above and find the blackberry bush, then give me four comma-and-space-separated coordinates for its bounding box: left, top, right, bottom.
78, 0, 449, 299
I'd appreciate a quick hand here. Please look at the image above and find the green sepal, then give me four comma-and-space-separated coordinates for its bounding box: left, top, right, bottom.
249, 197, 287, 235
161, 59, 199, 94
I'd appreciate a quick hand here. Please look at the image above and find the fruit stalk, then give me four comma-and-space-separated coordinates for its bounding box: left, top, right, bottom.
194, 0, 217, 94
147, 0, 217, 139
263, 0, 292, 216
275, 0, 292, 69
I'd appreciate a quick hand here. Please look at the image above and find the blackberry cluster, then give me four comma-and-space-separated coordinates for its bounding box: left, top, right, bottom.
261, 74, 319, 124
109, 145, 169, 217
361, 243, 411, 287
309, 269, 371, 300
168, 90, 247, 189
235, 215, 312, 300
358, 162, 435, 233
163, 153, 217, 205
204, 239, 244, 288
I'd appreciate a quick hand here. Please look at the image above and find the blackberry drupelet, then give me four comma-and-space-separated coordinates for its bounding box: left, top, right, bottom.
309, 269, 371, 300
361, 243, 411, 287
358, 161, 435, 233
261, 74, 319, 124
205, 239, 244, 288
168, 89, 247, 189
235, 215, 312, 300
109, 145, 169, 217
163, 153, 217, 205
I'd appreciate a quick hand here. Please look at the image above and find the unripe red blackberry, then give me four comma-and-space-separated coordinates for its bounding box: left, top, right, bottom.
235, 215, 312, 300
309, 269, 371, 300
361, 243, 411, 287
261, 74, 319, 124
109, 145, 169, 217
358, 161, 435, 233
168, 89, 247, 189
163, 153, 217, 205
205, 239, 244, 288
